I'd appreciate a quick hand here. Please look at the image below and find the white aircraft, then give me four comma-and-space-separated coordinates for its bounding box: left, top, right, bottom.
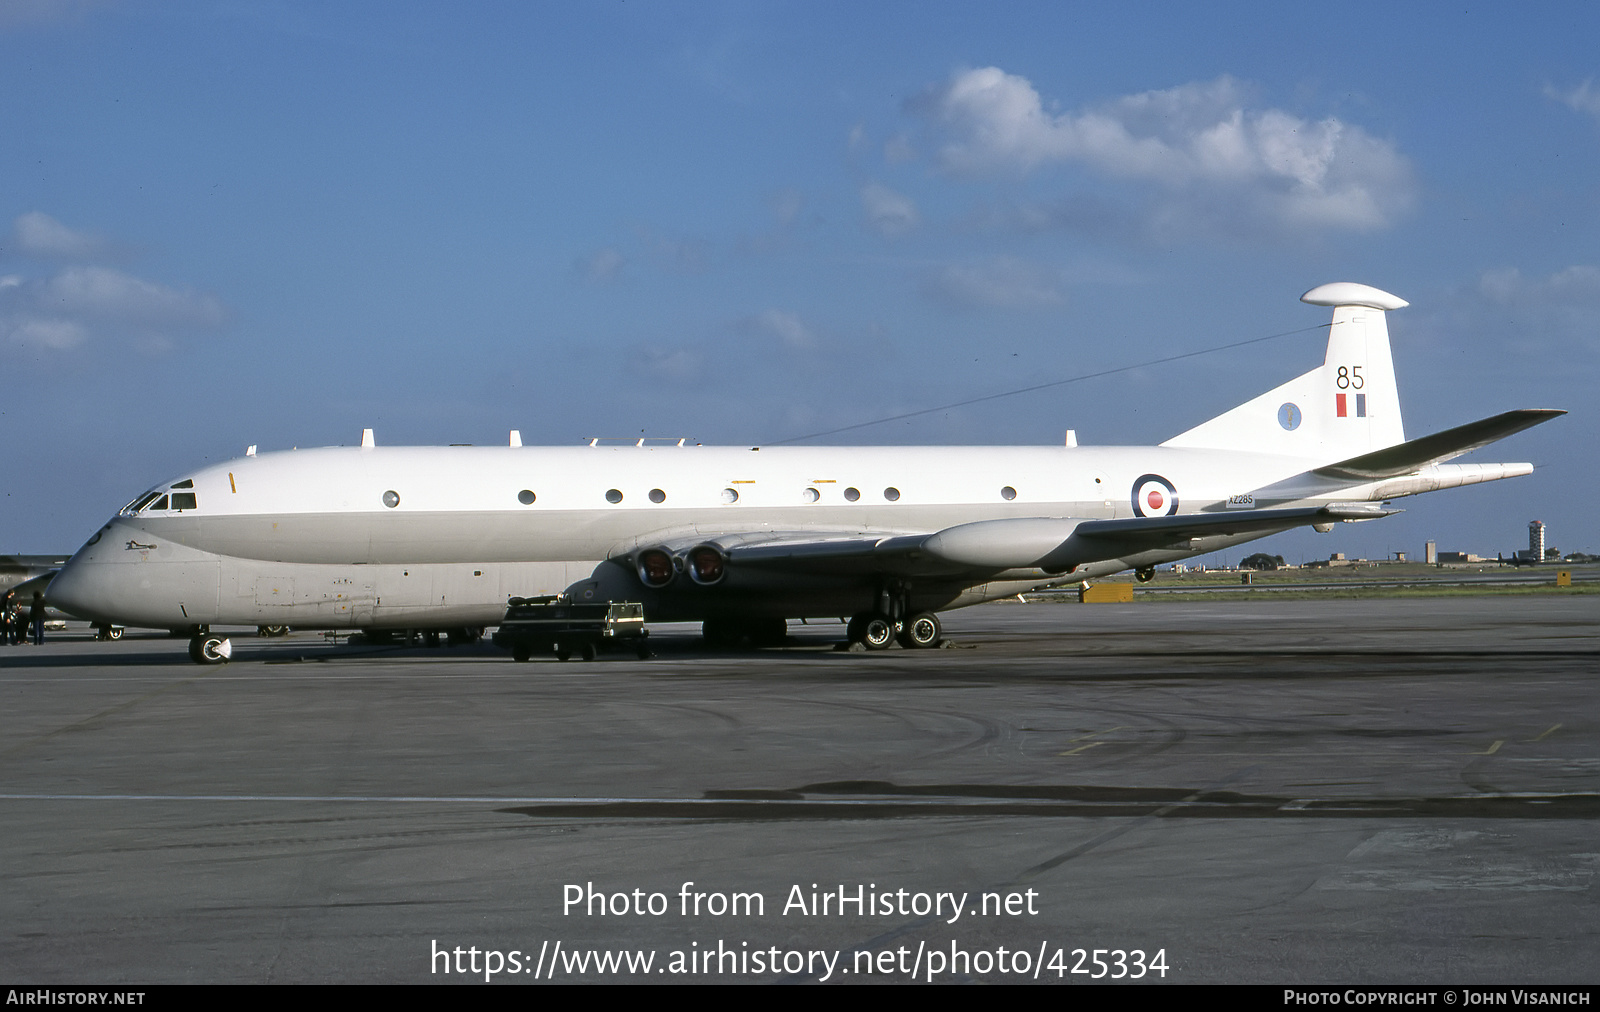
48, 283, 1562, 663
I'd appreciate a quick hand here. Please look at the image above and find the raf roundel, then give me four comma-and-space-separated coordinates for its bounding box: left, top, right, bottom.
1130, 474, 1179, 518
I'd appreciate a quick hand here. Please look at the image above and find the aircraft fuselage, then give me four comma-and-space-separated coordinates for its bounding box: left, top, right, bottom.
50, 442, 1339, 630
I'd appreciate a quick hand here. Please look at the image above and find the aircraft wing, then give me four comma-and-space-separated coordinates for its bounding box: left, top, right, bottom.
1071, 503, 1394, 542
927, 504, 1395, 572
623, 503, 1395, 581
1315, 408, 1565, 481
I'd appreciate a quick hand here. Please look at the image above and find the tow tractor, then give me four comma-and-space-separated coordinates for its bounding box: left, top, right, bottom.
491, 596, 650, 662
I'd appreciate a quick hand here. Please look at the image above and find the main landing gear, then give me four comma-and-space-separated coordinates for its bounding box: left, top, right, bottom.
1134, 566, 1157, 583
843, 578, 944, 651
845, 610, 942, 650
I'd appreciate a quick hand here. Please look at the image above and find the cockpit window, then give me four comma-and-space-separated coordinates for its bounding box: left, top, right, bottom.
170, 492, 197, 510
123, 491, 162, 514
171, 479, 195, 489
149, 495, 169, 511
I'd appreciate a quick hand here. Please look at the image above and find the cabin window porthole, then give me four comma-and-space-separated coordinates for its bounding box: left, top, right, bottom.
382, 490, 400, 508
518, 489, 536, 505
720, 488, 739, 504
843, 487, 860, 502
803, 487, 819, 503
649, 488, 666, 503
605, 489, 623, 504
883, 487, 900, 501
1001, 486, 1017, 501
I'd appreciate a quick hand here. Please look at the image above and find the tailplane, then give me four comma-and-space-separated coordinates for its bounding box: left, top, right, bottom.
1162, 282, 1407, 462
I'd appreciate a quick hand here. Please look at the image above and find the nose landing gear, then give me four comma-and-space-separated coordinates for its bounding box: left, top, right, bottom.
188, 633, 232, 664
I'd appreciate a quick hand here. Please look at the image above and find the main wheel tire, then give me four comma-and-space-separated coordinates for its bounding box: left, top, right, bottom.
856, 613, 895, 651
106, 626, 123, 641
897, 612, 942, 649
1135, 567, 1156, 583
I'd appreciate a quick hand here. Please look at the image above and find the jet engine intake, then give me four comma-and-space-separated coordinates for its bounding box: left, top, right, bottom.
687, 544, 727, 586
636, 547, 677, 588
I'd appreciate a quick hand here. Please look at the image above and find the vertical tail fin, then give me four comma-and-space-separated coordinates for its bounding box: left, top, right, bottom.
1160, 282, 1407, 462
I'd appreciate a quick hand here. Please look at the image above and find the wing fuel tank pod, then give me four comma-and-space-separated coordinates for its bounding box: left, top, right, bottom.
686, 544, 727, 586
922, 518, 1089, 572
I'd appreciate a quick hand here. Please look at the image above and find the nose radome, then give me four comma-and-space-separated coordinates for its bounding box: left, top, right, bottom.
46, 525, 123, 623
43, 554, 99, 621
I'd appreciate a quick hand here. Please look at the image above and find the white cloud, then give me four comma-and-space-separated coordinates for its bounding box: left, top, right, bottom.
734, 308, 818, 350
1545, 80, 1600, 121
632, 345, 701, 380
41, 266, 224, 327
1434, 265, 1600, 362
635, 228, 710, 274
924, 68, 1413, 234
860, 181, 918, 237
883, 133, 917, 164
2, 265, 225, 354
769, 188, 804, 228
758, 309, 815, 349
12, 211, 112, 260
1477, 265, 1600, 306
5, 317, 87, 350
0, 0, 111, 30
577, 247, 625, 284
923, 257, 1067, 309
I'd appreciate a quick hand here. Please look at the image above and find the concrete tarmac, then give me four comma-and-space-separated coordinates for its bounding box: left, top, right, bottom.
2, 597, 1596, 984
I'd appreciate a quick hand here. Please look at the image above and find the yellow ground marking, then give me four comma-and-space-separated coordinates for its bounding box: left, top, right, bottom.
1058, 742, 1106, 756
1070, 725, 1126, 742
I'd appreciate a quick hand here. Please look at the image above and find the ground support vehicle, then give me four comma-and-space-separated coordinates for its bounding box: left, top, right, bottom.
491, 597, 649, 662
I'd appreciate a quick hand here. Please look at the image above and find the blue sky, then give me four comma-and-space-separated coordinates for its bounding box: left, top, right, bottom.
4, 1, 1596, 563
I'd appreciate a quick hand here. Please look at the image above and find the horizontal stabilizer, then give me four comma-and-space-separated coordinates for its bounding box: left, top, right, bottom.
1314, 409, 1565, 481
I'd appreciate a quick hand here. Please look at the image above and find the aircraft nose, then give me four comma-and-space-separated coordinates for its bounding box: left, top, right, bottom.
46, 526, 121, 623
46, 553, 101, 621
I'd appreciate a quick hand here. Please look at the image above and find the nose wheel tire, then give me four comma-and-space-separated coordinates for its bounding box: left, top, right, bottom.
188, 634, 232, 665
897, 612, 942, 649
